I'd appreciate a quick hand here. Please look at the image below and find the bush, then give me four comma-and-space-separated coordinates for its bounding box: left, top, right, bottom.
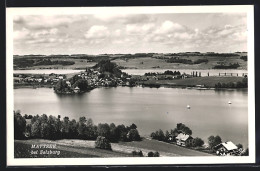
132, 150, 143, 157
148, 151, 160, 157
148, 151, 154, 157
153, 151, 160, 157
95, 136, 112, 150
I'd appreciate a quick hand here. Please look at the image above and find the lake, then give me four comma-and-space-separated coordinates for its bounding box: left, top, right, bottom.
13, 87, 248, 148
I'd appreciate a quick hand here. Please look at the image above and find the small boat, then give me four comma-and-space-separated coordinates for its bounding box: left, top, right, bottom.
187, 105, 191, 109
228, 101, 232, 104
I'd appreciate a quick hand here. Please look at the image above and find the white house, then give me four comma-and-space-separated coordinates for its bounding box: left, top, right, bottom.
175, 133, 193, 146
214, 141, 239, 156
73, 86, 80, 93
66, 81, 71, 87
58, 75, 64, 80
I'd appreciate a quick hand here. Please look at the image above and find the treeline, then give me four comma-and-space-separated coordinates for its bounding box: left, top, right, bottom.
213, 63, 240, 69
14, 111, 141, 143
240, 56, 247, 61
204, 53, 240, 57
193, 58, 209, 64
111, 53, 154, 61
166, 57, 208, 65
166, 57, 193, 64
215, 77, 247, 88
14, 58, 75, 68
144, 70, 181, 76
34, 59, 75, 66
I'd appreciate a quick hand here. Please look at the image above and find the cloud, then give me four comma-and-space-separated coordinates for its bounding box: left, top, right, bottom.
13, 13, 248, 54
84, 25, 110, 39
126, 23, 155, 35
93, 14, 155, 24
14, 15, 88, 30
13, 28, 30, 40
155, 20, 185, 34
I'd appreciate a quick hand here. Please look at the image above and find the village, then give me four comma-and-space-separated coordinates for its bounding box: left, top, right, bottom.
13, 65, 203, 92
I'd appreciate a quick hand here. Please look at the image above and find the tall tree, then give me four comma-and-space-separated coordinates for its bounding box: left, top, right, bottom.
14, 111, 26, 139
208, 135, 222, 149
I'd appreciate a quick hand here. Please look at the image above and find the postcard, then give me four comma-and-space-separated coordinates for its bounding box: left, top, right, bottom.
6, 5, 255, 166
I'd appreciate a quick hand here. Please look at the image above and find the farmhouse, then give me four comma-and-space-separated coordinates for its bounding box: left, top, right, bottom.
175, 133, 193, 146
214, 141, 239, 156
58, 75, 64, 80
73, 86, 80, 93
66, 81, 71, 87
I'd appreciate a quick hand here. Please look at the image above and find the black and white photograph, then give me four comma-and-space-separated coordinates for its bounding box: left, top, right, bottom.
6, 5, 255, 165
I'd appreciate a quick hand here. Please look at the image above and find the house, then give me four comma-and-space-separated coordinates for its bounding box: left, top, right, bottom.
66, 81, 71, 87
58, 75, 64, 80
214, 141, 239, 156
175, 133, 193, 146
73, 86, 80, 93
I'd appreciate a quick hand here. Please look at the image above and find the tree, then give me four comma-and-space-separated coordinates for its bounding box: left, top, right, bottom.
208, 135, 222, 149
41, 122, 50, 138
48, 115, 61, 140
236, 143, 243, 149
61, 117, 70, 138
129, 123, 137, 130
192, 137, 204, 147
109, 123, 118, 142
150, 132, 156, 139
165, 130, 170, 142
157, 129, 165, 141
73, 79, 89, 92
85, 118, 96, 140
241, 148, 249, 156
97, 123, 111, 139
127, 129, 141, 141
77, 117, 87, 139
115, 124, 127, 141
176, 123, 192, 135
69, 119, 78, 138
95, 136, 112, 150
14, 111, 26, 139
54, 80, 68, 93
31, 120, 41, 138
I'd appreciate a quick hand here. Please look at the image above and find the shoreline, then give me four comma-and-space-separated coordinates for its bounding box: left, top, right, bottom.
14, 83, 248, 90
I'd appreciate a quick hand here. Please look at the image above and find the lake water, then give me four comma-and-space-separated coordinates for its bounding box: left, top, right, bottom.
14, 87, 248, 148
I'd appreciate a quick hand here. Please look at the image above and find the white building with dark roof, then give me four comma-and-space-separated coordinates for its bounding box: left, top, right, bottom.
214, 141, 239, 156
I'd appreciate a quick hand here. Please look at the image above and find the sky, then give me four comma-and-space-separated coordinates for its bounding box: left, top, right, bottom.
13, 13, 247, 55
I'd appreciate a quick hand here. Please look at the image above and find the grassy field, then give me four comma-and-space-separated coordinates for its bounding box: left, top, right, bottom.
14, 54, 247, 70
14, 138, 212, 158
117, 138, 213, 156
113, 56, 247, 70
140, 76, 246, 88
14, 139, 132, 158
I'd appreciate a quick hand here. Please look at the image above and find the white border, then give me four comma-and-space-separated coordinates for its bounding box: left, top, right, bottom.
6, 5, 255, 166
